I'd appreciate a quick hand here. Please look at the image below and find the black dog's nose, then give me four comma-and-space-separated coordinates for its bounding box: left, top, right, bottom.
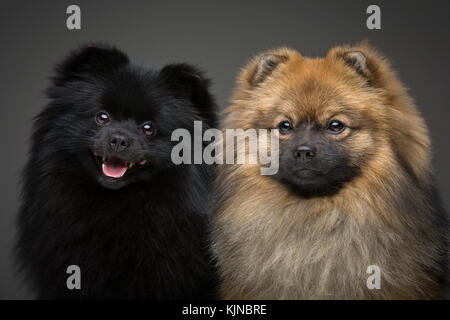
294, 145, 316, 162
109, 133, 131, 152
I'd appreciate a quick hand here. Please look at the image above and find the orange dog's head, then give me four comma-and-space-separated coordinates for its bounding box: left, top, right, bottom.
225, 43, 430, 197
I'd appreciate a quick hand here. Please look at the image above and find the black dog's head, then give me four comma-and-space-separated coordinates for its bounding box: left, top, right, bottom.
44, 44, 216, 189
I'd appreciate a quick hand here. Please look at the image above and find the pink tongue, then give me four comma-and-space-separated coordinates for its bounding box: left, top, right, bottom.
102, 163, 128, 178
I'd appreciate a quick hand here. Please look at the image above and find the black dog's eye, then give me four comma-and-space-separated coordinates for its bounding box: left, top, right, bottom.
327, 120, 345, 134
95, 111, 110, 126
142, 122, 156, 136
277, 120, 293, 134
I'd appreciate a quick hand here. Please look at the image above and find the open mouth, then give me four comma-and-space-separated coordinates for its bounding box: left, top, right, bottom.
93, 152, 147, 179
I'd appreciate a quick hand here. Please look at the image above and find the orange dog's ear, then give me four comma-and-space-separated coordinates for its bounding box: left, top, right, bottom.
238, 48, 296, 91
252, 53, 288, 84
329, 43, 388, 87
341, 51, 371, 79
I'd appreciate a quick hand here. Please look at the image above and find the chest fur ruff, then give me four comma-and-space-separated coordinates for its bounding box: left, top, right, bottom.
212, 186, 439, 299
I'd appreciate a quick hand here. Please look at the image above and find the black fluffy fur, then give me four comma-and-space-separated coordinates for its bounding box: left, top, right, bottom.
15, 44, 219, 299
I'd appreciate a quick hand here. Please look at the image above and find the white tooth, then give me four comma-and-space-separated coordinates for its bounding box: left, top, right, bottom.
128, 163, 134, 168
102, 156, 106, 163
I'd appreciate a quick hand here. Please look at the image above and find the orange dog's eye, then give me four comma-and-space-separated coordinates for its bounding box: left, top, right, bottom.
277, 120, 293, 134
326, 120, 345, 134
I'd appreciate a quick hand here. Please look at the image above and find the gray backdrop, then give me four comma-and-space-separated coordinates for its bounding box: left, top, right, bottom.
1, 0, 449, 299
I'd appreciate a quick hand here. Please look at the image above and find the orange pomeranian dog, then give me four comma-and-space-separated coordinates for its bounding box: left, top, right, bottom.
211, 43, 449, 299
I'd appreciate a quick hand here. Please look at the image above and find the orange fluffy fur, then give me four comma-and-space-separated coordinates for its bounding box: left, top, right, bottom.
211, 43, 448, 299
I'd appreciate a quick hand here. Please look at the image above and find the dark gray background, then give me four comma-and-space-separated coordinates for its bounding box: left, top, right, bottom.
1, 0, 449, 299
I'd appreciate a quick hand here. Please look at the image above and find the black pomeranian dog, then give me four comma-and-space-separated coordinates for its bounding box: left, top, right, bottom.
16, 44, 218, 299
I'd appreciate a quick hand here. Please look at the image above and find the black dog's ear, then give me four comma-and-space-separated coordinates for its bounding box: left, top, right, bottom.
341, 51, 371, 79
54, 44, 129, 83
159, 63, 216, 125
